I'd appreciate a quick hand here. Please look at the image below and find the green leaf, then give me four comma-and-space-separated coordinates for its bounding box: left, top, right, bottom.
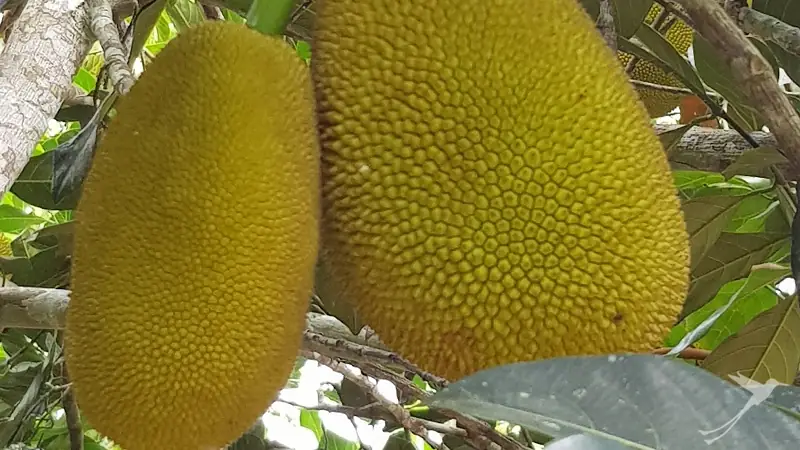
703, 295, 800, 385
656, 124, 692, 157
666, 265, 789, 349
72, 67, 97, 93
611, 0, 653, 38
314, 262, 363, 335
246, 0, 295, 36
753, 0, 800, 27
681, 194, 756, 267
427, 355, 800, 448
128, 0, 169, 65
166, 0, 205, 31
0, 205, 46, 234
682, 223, 791, 320
10, 151, 81, 211
725, 195, 781, 234
621, 25, 704, 93
299, 409, 324, 444
51, 112, 103, 205
769, 42, 800, 85
295, 40, 312, 63
722, 147, 789, 179
383, 430, 416, 450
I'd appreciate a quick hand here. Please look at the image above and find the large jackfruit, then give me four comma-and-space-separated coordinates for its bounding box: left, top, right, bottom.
312, 0, 689, 381
619, 4, 694, 117
65, 21, 320, 449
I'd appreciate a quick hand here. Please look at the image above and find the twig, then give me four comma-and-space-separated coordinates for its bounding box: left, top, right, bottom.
653, 0, 696, 29
277, 398, 468, 438
630, 79, 696, 95
652, 347, 710, 360
303, 351, 444, 450
596, 0, 617, 53
672, 0, 800, 180
86, 0, 134, 95
738, 7, 800, 57
304, 331, 449, 389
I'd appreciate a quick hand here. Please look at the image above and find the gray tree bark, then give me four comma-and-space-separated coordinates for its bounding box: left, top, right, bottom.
0, 0, 93, 196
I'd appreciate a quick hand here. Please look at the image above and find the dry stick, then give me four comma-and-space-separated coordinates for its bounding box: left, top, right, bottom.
302, 350, 445, 450
672, 0, 800, 179
597, 0, 617, 53
277, 398, 469, 438
738, 7, 800, 57
303, 331, 449, 389
61, 366, 83, 450
630, 79, 696, 95
86, 0, 135, 95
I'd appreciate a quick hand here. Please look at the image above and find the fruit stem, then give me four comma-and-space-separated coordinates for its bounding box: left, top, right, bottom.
246, 0, 295, 36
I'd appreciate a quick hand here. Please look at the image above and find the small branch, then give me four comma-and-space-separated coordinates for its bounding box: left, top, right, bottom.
651, 347, 710, 360
596, 0, 617, 53
86, 0, 134, 95
738, 7, 800, 57
304, 331, 449, 389
630, 79, 696, 95
672, 0, 800, 180
303, 351, 444, 450
61, 365, 83, 450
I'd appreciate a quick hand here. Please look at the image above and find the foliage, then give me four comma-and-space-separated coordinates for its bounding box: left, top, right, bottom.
1, 0, 800, 449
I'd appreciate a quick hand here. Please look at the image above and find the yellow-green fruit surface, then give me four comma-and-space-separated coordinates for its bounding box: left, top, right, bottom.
619, 4, 694, 117
312, 0, 690, 381
65, 21, 320, 450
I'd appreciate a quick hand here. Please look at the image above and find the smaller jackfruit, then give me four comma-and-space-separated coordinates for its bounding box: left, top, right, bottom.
619, 4, 694, 117
65, 21, 319, 450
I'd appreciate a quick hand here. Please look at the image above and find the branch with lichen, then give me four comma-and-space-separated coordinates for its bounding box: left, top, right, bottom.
86, 0, 135, 95
596, 0, 617, 53
737, 7, 800, 57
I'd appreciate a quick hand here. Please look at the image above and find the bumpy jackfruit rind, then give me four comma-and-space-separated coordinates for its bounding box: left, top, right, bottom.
65, 21, 319, 450
312, 0, 689, 381
620, 3, 694, 117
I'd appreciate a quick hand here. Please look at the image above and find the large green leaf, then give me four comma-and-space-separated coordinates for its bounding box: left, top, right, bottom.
428, 355, 800, 448
10, 152, 81, 211
703, 295, 800, 385
666, 265, 789, 349
682, 194, 757, 266
753, 0, 800, 26
611, 0, 653, 38
165, 0, 205, 31
682, 226, 790, 320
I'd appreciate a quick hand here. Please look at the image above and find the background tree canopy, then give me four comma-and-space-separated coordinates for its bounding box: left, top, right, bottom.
2, 0, 800, 449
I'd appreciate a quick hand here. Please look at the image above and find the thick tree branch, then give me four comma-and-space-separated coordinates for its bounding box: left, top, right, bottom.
0, 0, 93, 197
737, 7, 800, 57
672, 0, 800, 180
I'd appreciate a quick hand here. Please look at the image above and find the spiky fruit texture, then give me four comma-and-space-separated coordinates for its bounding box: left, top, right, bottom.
312, 0, 689, 381
619, 4, 694, 117
65, 21, 319, 450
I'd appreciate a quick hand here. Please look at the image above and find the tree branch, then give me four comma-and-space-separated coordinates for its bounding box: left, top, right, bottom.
672, 0, 800, 180
737, 7, 800, 57
596, 0, 616, 53
0, 0, 93, 197
86, 0, 134, 95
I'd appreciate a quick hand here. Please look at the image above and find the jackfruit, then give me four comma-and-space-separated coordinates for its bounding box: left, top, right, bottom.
619, 3, 694, 117
312, 0, 689, 381
65, 21, 319, 449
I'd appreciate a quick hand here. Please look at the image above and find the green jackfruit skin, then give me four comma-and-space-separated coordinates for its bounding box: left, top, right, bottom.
65, 22, 320, 450
312, 0, 689, 381
619, 4, 694, 117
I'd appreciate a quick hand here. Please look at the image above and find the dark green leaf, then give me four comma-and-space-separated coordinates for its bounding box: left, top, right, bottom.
339, 378, 372, 408
11, 151, 81, 211
620, 25, 704, 93
722, 147, 789, 179
246, 0, 295, 36
55, 104, 97, 127
725, 195, 781, 234
314, 262, 363, 335
682, 226, 791, 320
51, 110, 103, 205
427, 355, 800, 448
656, 124, 692, 157
611, 0, 653, 38
703, 295, 800, 385
576, 0, 600, 20
383, 430, 416, 450
128, 0, 169, 66
752, 0, 800, 26
769, 42, 800, 85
